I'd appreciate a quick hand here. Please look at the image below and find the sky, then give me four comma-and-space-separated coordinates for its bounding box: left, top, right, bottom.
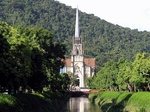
56, 0, 150, 31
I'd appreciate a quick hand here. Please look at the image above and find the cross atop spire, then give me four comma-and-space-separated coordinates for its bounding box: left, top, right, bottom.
75, 6, 79, 38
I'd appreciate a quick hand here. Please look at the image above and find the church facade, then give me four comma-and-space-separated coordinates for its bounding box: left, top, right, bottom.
60, 7, 95, 87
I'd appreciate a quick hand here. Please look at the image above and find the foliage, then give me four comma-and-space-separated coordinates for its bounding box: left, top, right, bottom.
0, 22, 70, 93
85, 77, 93, 88
1, 0, 150, 93
0, 94, 17, 106
0, 0, 150, 70
125, 92, 150, 112
89, 91, 150, 112
88, 53, 150, 92
0, 93, 70, 112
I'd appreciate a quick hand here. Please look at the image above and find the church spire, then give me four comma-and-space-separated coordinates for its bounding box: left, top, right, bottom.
75, 6, 79, 38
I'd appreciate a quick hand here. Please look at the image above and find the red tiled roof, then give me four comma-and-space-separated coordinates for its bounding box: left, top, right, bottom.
84, 58, 95, 68
65, 59, 71, 67
65, 58, 95, 68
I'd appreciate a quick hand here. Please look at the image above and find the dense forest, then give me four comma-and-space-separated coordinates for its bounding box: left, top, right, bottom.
1, 0, 150, 70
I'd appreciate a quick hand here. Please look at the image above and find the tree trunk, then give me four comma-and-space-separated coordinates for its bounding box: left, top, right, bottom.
147, 83, 150, 91
127, 83, 133, 92
133, 84, 136, 92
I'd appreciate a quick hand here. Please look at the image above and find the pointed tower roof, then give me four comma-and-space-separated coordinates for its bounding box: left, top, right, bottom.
75, 6, 79, 38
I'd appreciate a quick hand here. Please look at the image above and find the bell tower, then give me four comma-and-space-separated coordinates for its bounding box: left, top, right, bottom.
71, 7, 85, 87
62, 6, 95, 88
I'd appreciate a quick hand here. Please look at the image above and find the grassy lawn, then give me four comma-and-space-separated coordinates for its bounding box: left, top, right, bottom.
89, 91, 150, 112
0, 92, 69, 112
125, 92, 150, 112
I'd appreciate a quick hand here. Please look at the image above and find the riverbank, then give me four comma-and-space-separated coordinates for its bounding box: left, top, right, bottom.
0, 92, 70, 112
89, 91, 150, 112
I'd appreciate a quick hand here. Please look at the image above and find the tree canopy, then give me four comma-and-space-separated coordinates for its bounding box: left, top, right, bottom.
0, 0, 150, 70
1, 0, 150, 92
0, 22, 70, 94
87, 53, 150, 92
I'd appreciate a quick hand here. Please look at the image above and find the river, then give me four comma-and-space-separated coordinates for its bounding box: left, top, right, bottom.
65, 96, 102, 112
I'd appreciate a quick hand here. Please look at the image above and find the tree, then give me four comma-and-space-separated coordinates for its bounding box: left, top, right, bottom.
131, 53, 150, 91
0, 34, 10, 92
116, 58, 132, 91
85, 77, 94, 88
91, 60, 118, 90
1, 0, 150, 70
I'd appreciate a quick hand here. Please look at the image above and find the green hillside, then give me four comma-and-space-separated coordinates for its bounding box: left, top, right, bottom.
1, 0, 150, 70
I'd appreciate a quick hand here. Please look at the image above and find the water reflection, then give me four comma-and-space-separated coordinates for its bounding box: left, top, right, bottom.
66, 96, 102, 112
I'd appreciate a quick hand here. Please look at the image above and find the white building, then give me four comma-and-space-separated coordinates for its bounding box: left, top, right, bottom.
60, 7, 95, 87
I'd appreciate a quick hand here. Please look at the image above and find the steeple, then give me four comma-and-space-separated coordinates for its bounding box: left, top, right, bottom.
75, 6, 79, 38
72, 6, 83, 55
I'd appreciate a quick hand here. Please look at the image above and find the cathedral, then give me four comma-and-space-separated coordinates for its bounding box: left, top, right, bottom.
60, 7, 95, 88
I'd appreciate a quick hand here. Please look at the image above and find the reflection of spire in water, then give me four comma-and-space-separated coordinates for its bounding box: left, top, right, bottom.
68, 97, 91, 112
67, 97, 102, 112
79, 98, 84, 112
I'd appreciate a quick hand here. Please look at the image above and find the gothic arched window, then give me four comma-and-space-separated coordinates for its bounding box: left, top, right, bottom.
76, 49, 79, 55
76, 46, 80, 55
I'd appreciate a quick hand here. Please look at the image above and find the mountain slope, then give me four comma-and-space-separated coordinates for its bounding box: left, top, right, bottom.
0, 0, 150, 69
